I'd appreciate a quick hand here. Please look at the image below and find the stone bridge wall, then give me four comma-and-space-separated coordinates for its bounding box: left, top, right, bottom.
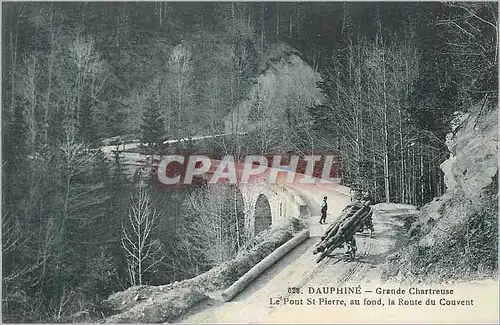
238, 181, 310, 239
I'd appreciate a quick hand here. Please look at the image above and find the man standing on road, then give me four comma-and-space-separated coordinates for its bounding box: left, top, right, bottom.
319, 196, 328, 224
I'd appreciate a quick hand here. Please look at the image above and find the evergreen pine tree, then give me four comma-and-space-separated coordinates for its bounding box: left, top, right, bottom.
141, 97, 165, 150
3, 103, 28, 212
108, 148, 130, 283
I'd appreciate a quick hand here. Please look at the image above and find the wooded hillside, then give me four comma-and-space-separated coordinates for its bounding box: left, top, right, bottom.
2, 2, 497, 322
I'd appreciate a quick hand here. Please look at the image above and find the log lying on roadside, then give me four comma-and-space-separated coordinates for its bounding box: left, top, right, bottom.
221, 229, 310, 302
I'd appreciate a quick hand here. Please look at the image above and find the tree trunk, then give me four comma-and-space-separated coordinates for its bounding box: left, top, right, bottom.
276, 3, 279, 40
261, 3, 265, 51
231, 2, 235, 26
247, 3, 251, 28
159, 2, 163, 26
406, 145, 411, 203
75, 63, 82, 126
427, 152, 432, 200
234, 186, 240, 251
412, 145, 416, 205
44, 5, 55, 144
371, 124, 377, 202
419, 142, 424, 205
116, 7, 121, 47
9, 30, 18, 120
177, 77, 182, 139
399, 108, 405, 203
27, 55, 38, 153
381, 48, 390, 203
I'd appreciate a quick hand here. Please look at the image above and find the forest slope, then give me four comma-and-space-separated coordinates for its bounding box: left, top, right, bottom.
382, 100, 498, 283
2, 3, 497, 323
224, 51, 323, 135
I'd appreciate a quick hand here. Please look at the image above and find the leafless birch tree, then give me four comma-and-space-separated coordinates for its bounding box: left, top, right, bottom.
169, 43, 193, 139
121, 185, 165, 286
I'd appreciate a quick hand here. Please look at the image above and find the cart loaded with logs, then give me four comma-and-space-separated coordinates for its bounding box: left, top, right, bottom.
313, 200, 374, 263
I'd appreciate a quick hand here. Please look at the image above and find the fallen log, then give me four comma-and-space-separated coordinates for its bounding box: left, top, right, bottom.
221, 229, 310, 302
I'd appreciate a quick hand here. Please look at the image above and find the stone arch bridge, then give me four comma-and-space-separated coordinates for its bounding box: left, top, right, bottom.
189, 158, 314, 238
101, 142, 312, 238
237, 181, 310, 239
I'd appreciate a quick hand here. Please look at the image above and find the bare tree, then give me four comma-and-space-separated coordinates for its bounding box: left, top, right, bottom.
43, 3, 55, 144
68, 36, 93, 122
387, 35, 420, 202
59, 125, 96, 219
2, 212, 44, 318
123, 85, 147, 136
169, 43, 193, 139
121, 185, 165, 286
19, 54, 38, 154
68, 36, 106, 132
54, 124, 97, 289
180, 184, 245, 267
1, 212, 38, 285
248, 80, 280, 155
436, 2, 498, 99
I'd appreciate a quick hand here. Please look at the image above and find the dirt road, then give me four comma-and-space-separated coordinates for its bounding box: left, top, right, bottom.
177, 181, 413, 323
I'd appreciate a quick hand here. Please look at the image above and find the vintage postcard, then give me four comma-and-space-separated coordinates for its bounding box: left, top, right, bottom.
2, 1, 498, 324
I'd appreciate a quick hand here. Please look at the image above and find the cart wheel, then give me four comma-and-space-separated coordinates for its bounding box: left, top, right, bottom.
343, 252, 354, 262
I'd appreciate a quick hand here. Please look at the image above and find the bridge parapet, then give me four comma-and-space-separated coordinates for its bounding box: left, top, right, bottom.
237, 180, 311, 240
271, 183, 310, 219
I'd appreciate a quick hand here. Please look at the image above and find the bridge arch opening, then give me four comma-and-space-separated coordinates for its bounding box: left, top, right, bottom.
254, 194, 272, 235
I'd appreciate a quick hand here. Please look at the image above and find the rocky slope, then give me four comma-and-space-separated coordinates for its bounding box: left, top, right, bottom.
224, 48, 324, 134
382, 100, 498, 283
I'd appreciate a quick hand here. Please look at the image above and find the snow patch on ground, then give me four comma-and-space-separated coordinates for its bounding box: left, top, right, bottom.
373, 203, 418, 212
